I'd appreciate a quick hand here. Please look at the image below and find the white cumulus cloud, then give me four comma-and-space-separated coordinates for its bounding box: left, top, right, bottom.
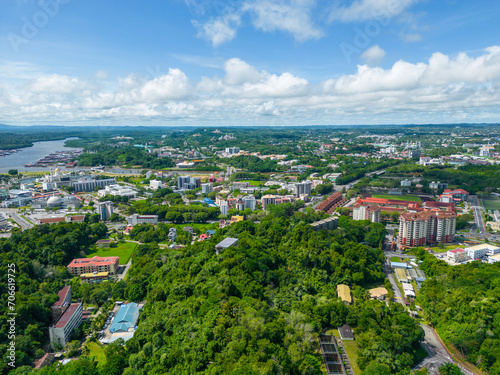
361, 45, 386, 66
329, 0, 420, 22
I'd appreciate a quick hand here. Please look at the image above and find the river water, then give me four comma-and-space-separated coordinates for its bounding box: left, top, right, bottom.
0, 138, 82, 173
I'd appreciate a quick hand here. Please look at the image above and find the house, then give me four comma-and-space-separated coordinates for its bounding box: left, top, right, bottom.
198, 233, 209, 241
215, 237, 238, 254
338, 324, 354, 340
369, 287, 388, 300
96, 239, 112, 248
337, 284, 351, 305
183, 226, 194, 234
206, 230, 216, 236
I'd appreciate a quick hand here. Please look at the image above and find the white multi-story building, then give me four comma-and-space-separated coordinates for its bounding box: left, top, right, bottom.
243, 196, 256, 211
72, 178, 116, 192
447, 248, 467, 263
49, 303, 82, 348
150, 180, 162, 190
201, 183, 213, 194
295, 181, 312, 197
401, 179, 412, 187
97, 184, 137, 199
353, 204, 381, 223
219, 201, 229, 216
96, 201, 113, 221
128, 214, 158, 225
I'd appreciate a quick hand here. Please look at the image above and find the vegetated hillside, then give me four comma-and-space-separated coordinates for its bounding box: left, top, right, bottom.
0, 221, 108, 373
23, 211, 426, 375
416, 249, 500, 374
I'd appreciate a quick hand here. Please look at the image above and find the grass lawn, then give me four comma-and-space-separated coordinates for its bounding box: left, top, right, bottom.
372, 194, 422, 202
87, 342, 106, 364
172, 223, 219, 233
342, 339, 361, 375
390, 256, 402, 262
428, 244, 458, 253
86, 242, 137, 264
482, 199, 500, 210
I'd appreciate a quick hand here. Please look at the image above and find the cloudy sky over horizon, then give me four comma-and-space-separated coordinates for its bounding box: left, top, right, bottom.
1, 0, 500, 126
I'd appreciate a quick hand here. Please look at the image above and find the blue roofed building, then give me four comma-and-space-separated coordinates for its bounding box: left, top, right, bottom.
109, 302, 141, 333
390, 262, 412, 269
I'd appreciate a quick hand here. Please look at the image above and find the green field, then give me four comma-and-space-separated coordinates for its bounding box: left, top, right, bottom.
86, 342, 106, 364
342, 339, 361, 375
482, 200, 500, 211
86, 242, 137, 264
372, 194, 422, 202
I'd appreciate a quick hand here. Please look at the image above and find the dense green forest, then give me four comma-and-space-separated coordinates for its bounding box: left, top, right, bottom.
0, 133, 80, 150
423, 165, 500, 194
416, 249, 500, 373
12, 213, 428, 375
77, 146, 175, 169
0, 221, 108, 372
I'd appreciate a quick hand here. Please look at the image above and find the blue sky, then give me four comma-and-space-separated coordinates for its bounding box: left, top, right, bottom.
1, 0, 500, 126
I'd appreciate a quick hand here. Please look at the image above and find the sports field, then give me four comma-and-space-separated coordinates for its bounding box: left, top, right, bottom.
482, 199, 500, 210
372, 194, 422, 202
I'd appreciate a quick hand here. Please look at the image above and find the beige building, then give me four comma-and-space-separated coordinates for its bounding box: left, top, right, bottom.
337, 284, 352, 305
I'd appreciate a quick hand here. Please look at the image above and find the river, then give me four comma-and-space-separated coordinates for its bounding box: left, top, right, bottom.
0, 138, 82, 173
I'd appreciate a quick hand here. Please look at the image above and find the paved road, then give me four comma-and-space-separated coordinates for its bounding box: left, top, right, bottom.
117, 258, 132, 281
0, 208, 33, 230
382, 261, 405, 306
414, 324, 474, 375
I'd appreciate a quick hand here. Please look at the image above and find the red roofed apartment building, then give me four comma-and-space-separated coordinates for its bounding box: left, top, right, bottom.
67, 256, 119, 276
49, 285, 82, 348
398, 208, 456, 248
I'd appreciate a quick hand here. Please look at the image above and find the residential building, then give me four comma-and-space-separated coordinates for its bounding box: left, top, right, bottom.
337, 284, 352, 305
398, 209, 456, 247
201, 183, 213, 194
96, 201, 113, 221
310, 216, 339, 230
401, 179, 412, 187
353, 204, 381, 223
429, 181, 448, 190
51, 286, 72, 322
177, 175, 201, 190
49, 303, 82, 348
261, 195, 276, 210
150, 180, 162, 190
441, 188, 469, 202
295, 180, 312, 197
243, 195, 256, 211
316, 192, 346, 214
407, 150, 421, 158
219, 201, 229, 216
67, 256, 119, 276
447, 248, 468, 263
225, 147, 240, 154
128, 214, 158, 225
